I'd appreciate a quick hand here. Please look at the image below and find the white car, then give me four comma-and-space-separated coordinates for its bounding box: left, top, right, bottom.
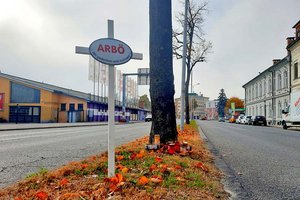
236, 115, 245, 124
145, 114, 152, 122
240, 115, 251, 124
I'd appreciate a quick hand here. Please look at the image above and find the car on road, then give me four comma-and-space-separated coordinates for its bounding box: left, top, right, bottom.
252, 115, 267, 126
145, 114, 152, 122
241, 115, 252, 125
236, 115, 245, 124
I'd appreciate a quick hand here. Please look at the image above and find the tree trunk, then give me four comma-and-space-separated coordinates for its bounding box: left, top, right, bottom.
149, 0, 178, 144
185, 69, 191, 124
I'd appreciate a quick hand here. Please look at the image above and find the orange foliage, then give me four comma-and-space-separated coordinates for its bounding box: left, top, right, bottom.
137, 176, 149, 185
81, 163, 88, 169
35, 191, 48, 200
60, 178, 69, 186
226, 96, 244, 110
196, 162, 209, 172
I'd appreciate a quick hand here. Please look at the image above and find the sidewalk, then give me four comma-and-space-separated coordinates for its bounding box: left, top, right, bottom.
0, 121, 142, 131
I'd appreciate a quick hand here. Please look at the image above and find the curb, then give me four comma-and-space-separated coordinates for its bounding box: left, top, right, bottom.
0, 121, 142, 132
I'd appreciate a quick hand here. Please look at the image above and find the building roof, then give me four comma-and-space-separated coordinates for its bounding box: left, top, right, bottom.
287, 37, 300, 49
242, 56, 289, 88
0, 72, 95, 101
292, 20, 300, 28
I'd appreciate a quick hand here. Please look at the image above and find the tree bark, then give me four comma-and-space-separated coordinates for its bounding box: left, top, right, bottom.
149, 0, 178, 144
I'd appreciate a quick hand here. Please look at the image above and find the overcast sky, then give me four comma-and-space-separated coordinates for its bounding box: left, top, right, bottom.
0, 0, 299, 100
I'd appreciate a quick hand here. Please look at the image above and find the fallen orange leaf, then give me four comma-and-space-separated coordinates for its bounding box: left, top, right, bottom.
116, 155, 124, 161
60, 178, 69, 186
121, 167, 129, 173
36, 191, 48, 200
155, 157, 163, 163
130, 153, 137, 160
81, 163, 88, 169
136, 150, 145, 159
196, 162, 208, 172
138, 176, 149, 185
61, 193, 81, 198
14, 197, 23, 200
116, 173, 124, 183
149, 164, 157, 172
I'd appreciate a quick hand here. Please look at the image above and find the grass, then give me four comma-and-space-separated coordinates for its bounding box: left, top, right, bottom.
26, 167, 48, 179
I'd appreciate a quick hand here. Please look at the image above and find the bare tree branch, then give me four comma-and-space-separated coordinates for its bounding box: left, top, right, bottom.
172, 0, 212, 124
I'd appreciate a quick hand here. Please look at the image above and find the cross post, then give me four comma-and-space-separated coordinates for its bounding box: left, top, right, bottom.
75, 19, 143, 177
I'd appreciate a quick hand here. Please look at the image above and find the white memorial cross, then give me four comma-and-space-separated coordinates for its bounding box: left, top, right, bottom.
75, 19, 143, 177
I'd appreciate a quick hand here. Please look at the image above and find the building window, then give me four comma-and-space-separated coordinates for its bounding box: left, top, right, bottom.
259, 82, 262, 97
278, 101, 282, 118
249, 88, 251, 101
69, 103, 75, 111
10, 82, 40, 103
78, 104, 83, 111
61, 103, 66, 111
277, 73, 282, 90
255, 84, 258, 98
284, 100, 288, 110
269, 103, 272, 118
283, 71, 288, 88
268, 78, 272, 93
263, 80, 265, 95
252, 86, 254, 99
294, 62, 298, 80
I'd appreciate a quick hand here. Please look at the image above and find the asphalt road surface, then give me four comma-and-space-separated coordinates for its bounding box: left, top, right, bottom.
0, 123, 151, 188
198, 120, 300, 200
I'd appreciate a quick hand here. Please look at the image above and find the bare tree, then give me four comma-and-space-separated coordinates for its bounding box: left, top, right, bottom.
173, 0, 212, 124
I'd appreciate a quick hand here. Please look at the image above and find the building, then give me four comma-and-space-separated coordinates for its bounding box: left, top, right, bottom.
243, 58, 290, 125
287, 20, 300, 95
175, 93, 209, 119
205, 100, 218, 120
0, 72, 146, 123
190, 93, 209, 119
243, 20, 300, 125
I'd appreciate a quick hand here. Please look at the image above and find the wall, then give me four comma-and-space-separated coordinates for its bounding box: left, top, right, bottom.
57, 95, 87, 123
291, 42, 300, 91
0, 77, 10, 121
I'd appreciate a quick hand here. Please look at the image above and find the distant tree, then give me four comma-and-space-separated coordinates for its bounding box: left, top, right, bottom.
217, 89, 227, 118
225, 97, 244, 111
139, 94, 151, 110
149, 0, 178, 144
173, 0, 212, 124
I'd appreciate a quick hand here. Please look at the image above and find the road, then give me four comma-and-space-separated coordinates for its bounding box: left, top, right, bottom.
0, 123, 151, 188
198, 120, 300, 200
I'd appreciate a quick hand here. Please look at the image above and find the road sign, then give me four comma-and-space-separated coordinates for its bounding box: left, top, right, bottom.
137, 68, 150, 85
89, 38, 132, 65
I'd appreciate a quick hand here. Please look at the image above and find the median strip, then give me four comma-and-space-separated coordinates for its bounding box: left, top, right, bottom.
0, 123, 229, 199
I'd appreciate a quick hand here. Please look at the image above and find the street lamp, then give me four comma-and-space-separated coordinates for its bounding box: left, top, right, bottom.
191, 82, 200, 93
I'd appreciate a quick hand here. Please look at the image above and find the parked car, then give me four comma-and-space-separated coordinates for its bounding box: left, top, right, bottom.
145, 114, 152, 122
236, 115, 245, 124
252, 115, 267, 126
241, 115, 252, 125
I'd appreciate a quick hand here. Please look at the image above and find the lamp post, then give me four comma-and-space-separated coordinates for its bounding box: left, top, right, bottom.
192, 82, 200, 93
180, 0, 189, 131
